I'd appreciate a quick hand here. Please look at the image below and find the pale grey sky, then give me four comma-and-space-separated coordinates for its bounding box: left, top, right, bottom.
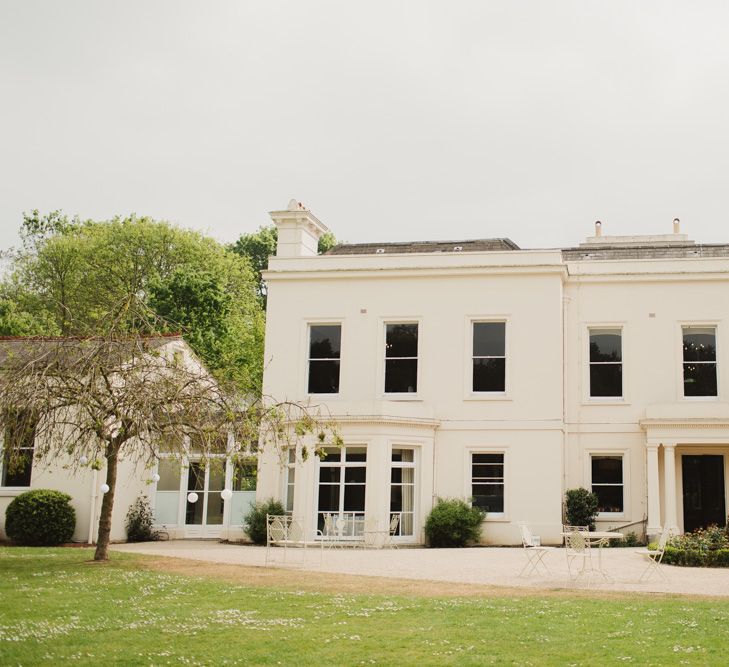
1, 1, 729, 251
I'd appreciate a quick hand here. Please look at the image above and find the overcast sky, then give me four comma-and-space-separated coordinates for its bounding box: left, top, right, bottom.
1, 1, 729, 252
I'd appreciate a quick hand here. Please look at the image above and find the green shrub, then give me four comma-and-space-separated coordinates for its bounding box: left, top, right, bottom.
125, 496, 159, 542
5, 489, 76, 546
661, 525, 729, 567
244, 498, 285, 545
424, 498, 485, 548
564, 488, 599, 531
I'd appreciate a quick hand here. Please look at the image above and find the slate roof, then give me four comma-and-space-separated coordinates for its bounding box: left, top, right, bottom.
561, 244, 729, 261
325, 239, 520, 255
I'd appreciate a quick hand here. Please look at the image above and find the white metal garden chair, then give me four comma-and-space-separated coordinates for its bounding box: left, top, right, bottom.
564, 529, 592, 584
517, 522, 555, 577
637, 527, 671, 582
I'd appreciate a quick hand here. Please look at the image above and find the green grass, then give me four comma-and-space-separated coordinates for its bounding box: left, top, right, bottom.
2, 548, 729, 665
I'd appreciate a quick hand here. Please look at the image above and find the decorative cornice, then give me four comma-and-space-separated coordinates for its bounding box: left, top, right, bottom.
641, 419, 729, 431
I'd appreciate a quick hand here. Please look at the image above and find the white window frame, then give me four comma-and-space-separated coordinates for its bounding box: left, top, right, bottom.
283, 448, 297, 515
0, 418, 36, 493
380, 319, 421, 400
582, 322, 629, 405
389, 445, 419, 541
464, 317, 509, 399
305, 321, 343, 397
585, 449, 630, 520
464, 446, 507, 520
679, 323, 719, 401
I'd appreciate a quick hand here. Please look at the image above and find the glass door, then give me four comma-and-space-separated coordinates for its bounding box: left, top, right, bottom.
316, 446, 367, 540
390, 448, 416, 539
184, 460, 226, 538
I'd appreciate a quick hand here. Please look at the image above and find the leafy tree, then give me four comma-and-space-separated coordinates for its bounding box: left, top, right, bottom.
2, 212, 264, 391
231, 225, 337, 305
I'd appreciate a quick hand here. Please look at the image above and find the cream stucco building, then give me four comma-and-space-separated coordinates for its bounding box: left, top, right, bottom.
258, 202, 729, 546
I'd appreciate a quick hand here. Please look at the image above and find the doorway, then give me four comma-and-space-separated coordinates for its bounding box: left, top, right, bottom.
682, 455, 726, 533
184, 461, 225, 538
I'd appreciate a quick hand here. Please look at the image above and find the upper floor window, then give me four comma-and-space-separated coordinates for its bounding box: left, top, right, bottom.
308, 324, 341, 394
589, 328, 622, 398
385, 323, 418, 393
683, 326, 717, 397
472, 322, 506, 392
1, 411, 37, 487
591, 455, 624, 513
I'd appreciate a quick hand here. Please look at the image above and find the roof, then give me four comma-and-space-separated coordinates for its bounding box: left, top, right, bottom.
561, 244, 729, 262
325, 239, 520, 255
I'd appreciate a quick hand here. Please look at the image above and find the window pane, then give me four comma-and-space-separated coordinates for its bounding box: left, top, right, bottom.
472, 464, 503, 480
385, 359, 418, 393
1, 450, 32, 487
473, 322, 505, 357
187, 463, 205, 491
472, 484, 504, 512
390, 485, 402, 509
386, 324, 418, 358
593, 485, 624, 513
206, 492, 224, 525
590, 331, 622, 362
320, 448, 341, 462
309, 325, 341, 358
208, 464, 225, 492
683, 329, 716, 362
157, 459, 181, 491
318, 467, 341, 484
231, 462, 257, 491
343, 485, 366, 512
684, 363, 718, 397
391, 467, 402, 484
308, 360, 340, 393
345, 447, 367, 462
592, 456, 623, 484
392, 448, 414, 463
344, 466, 366, 484
473, 453, 504, 465
590, 363, 622, 397
473, 358, 505, 392
318, 484, 340, 512
185, 496, 203, 524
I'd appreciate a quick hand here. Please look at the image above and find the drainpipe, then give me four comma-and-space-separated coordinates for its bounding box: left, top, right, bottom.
87, 469, 98, 544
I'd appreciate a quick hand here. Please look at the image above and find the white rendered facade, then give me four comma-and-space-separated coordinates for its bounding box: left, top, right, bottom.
258, 205, 729, 545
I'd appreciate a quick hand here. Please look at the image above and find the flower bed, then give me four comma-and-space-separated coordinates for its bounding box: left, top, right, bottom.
661, 525, 729, 567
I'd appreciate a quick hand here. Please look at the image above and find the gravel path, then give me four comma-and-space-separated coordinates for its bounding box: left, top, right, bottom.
111, 540, 729, 597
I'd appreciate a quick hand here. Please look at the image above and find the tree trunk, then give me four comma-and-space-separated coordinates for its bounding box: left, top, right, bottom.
93, 444, 119, 561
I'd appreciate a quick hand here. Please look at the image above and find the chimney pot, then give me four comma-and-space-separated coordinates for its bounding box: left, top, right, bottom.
673, 218, 680, 234
595, 221, 602, 238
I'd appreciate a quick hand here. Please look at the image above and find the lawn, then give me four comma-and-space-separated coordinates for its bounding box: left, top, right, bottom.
1, 547, 728, 665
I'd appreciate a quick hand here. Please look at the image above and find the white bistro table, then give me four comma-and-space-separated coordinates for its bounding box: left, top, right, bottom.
562, 530, 624, 577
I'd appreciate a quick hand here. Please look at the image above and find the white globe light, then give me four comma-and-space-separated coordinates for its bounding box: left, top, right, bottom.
220, 488, 233, 501
79, 455, 88, 466
151, 473, 161, 483
100, 483, 110, 494
187, 492, 199, 503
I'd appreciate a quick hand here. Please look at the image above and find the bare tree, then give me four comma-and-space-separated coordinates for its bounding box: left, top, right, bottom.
0, 333, 339, 561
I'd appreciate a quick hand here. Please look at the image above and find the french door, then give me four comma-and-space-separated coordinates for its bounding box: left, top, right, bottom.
184, 461, 225, 538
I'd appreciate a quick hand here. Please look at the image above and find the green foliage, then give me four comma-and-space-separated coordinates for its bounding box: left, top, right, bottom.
124, 496, 159, 543
424, 498, 485, 548
244, 498, 285, 545
2, 212, 265, 392
5, 489, 76, 546
231, 225, 337, 306
564, 488, 599, 531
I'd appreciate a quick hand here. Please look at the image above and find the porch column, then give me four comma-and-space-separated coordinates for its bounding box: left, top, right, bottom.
646, 443, 661, 537
663, 443, 679, 534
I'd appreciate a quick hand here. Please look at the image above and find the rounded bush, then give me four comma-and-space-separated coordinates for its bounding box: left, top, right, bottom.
5, 489, 76, 546
244, 498, 285, 545
424, 498, 485, 548
125, 496, 159, 542
564, 488, 599, 531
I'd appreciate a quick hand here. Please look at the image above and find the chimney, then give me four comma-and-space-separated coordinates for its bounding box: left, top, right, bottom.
595, 221, 602, 237
673, 218, 680, 234
269, 199, 330, 257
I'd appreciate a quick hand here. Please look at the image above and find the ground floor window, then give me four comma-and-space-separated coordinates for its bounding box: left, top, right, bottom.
185, 461, 225, 526
1, 411, 37, 488
471, 452, 504, 513
591, 455, 624, 513
390, 448, 415, 536
317, 445, 366, 536
284, 449, 296, 514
